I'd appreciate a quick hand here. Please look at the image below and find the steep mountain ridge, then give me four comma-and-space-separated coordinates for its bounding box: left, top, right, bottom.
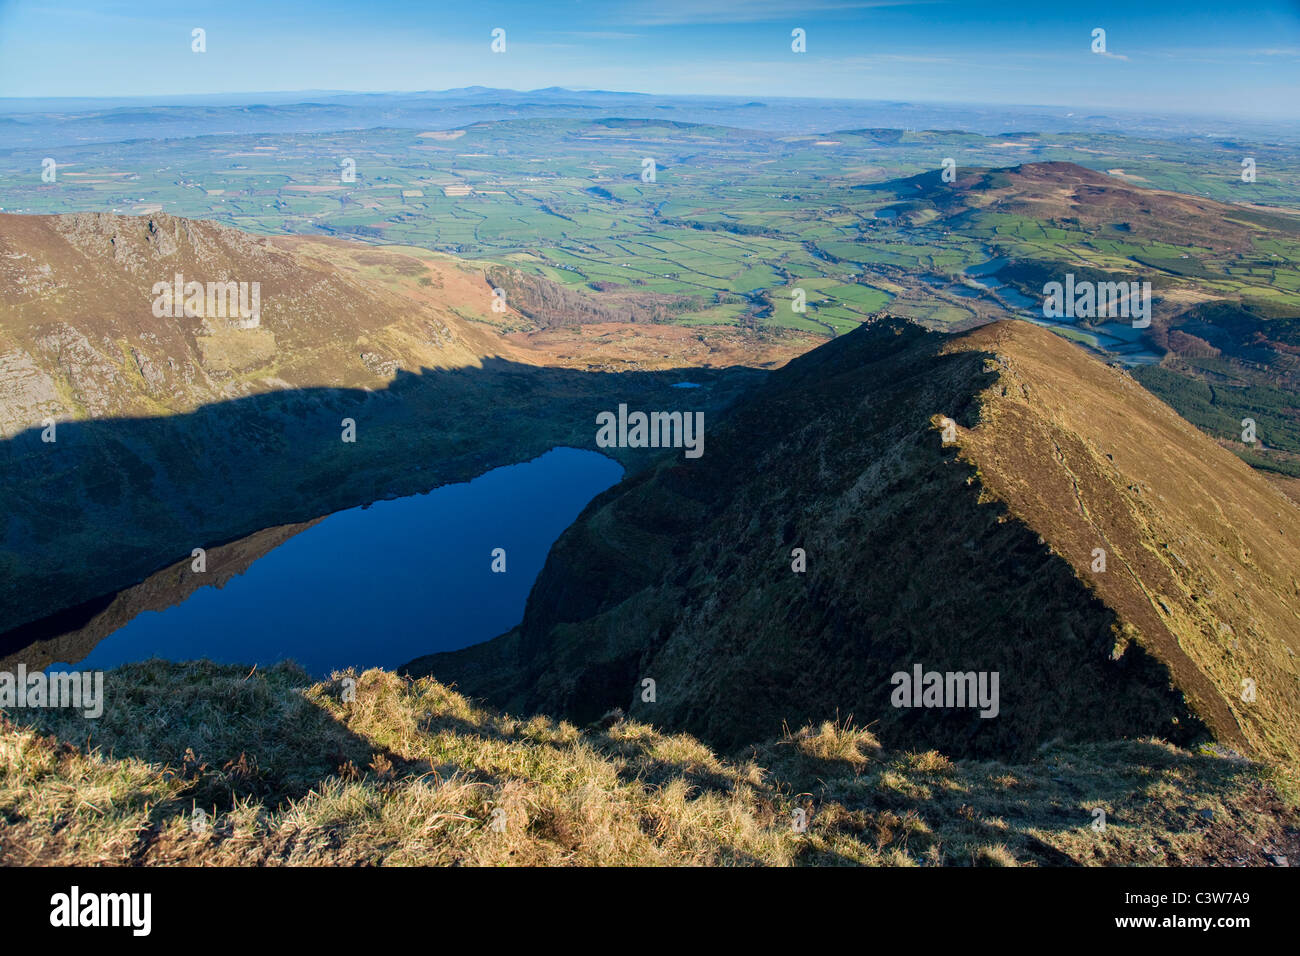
949, 322, 1300, 764
410, 318, 1300, 771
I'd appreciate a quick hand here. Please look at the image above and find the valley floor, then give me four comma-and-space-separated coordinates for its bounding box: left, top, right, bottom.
1, 661, 1295, 867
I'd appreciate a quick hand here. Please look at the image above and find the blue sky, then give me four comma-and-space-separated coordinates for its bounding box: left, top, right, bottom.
0, 0, 1297, 117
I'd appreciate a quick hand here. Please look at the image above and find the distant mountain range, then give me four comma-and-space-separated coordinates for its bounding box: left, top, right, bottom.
4, 88, 1296, 151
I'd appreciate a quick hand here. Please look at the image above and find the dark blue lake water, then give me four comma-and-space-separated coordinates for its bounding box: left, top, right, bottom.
49, 447, 622, 677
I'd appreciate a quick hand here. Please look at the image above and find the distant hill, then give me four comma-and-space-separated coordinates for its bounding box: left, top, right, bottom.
866, 160, 1296, 251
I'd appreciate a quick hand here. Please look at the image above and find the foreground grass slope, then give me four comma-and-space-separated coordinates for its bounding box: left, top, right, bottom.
1, 661, 1295, 866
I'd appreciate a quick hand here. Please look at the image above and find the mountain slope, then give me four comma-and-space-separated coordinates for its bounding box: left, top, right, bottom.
409, 318, 1300, 771
0, 211, 526, 436
0, 212, 764, 635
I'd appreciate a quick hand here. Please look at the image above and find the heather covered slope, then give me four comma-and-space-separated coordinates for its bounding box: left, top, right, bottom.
0, 210, 801, 440
410, 319, 1300, 772
0, 211, 525, 437
864, 161, 1300, 477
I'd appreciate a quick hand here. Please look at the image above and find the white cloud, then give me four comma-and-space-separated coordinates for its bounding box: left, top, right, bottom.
620, 0, 933, 27
561, 31, 646, 41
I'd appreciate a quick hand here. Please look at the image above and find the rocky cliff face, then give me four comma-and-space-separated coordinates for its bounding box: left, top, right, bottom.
410, 319, 1300, 769
0, 211, 520, 438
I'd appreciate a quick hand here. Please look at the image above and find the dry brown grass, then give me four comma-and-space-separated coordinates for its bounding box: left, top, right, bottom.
1, 661, 1295, 867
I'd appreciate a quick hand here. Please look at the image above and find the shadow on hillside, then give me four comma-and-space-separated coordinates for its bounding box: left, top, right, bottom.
0, 320, 1230, 803
0, 355, 762, 643
404, 322, 1218, 768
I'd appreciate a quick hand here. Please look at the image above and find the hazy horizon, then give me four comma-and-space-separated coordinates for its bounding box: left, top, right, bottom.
0, 84, 1284, 124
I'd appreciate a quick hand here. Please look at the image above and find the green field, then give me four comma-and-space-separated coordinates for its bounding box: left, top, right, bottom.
6, 118, 1299, 338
